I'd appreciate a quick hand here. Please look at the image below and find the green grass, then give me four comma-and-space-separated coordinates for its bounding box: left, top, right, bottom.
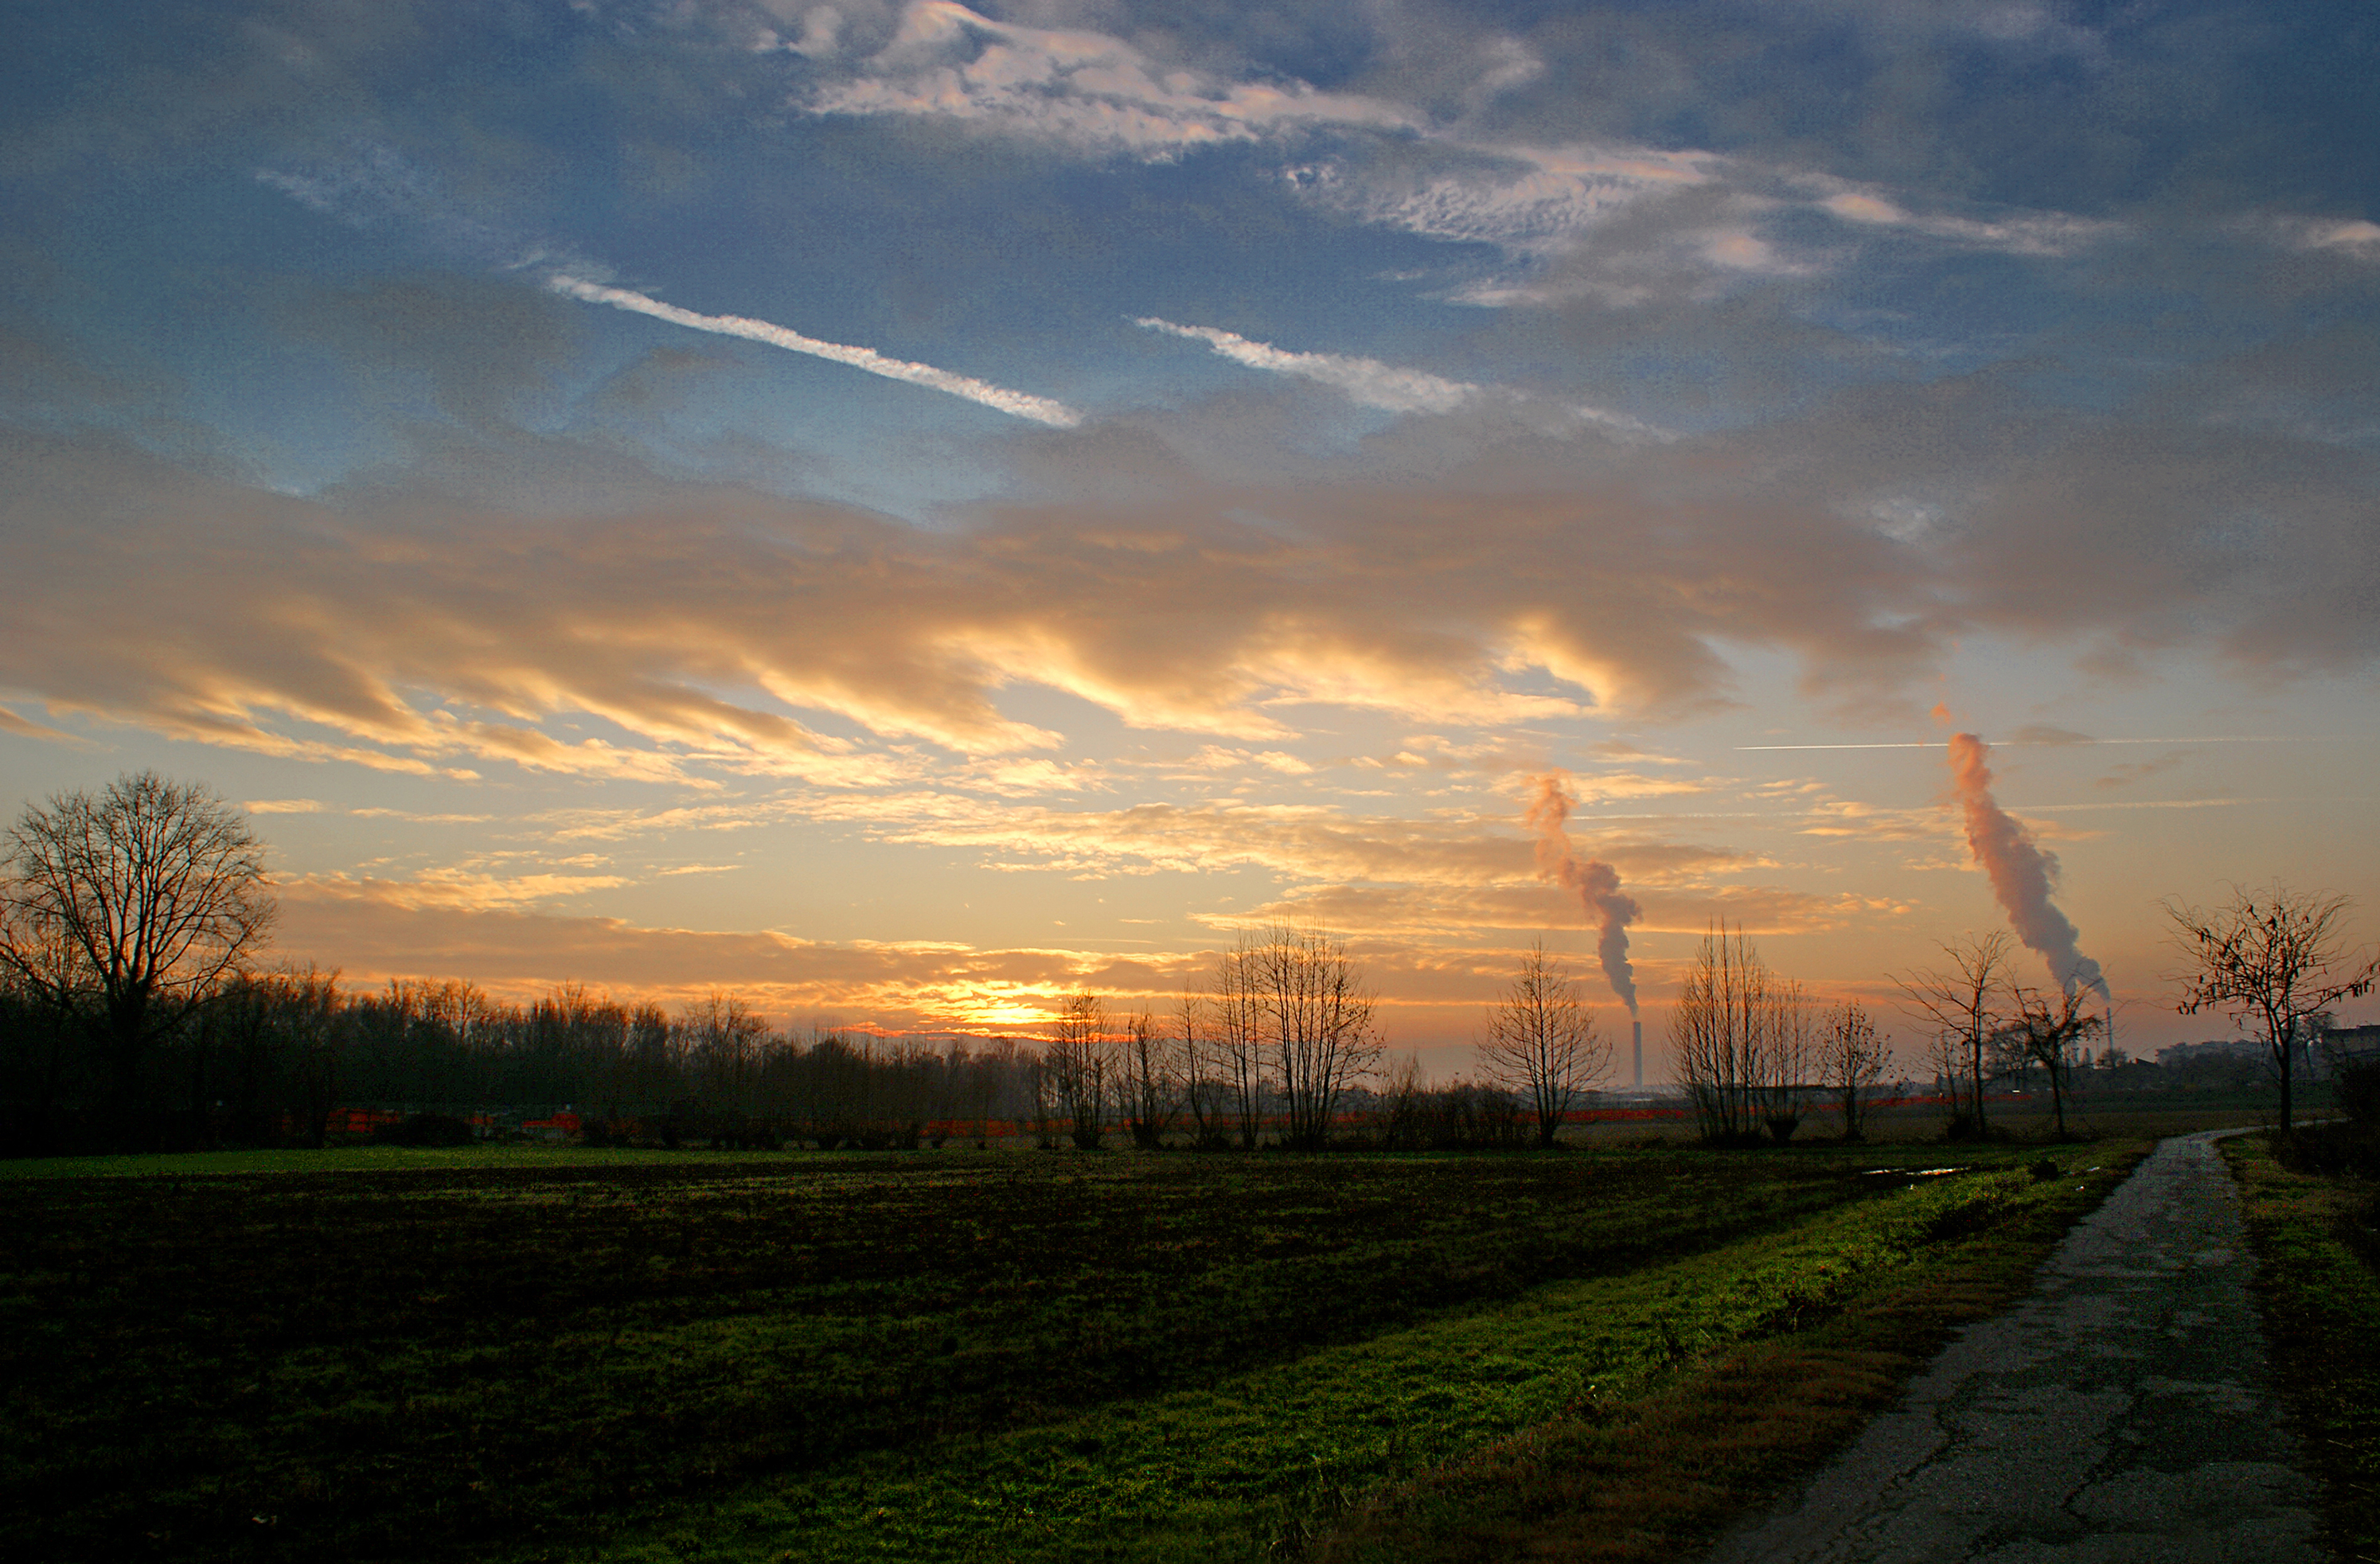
2222, 1131, 2380, 1563
1310, 1145, 2148, 1562
590, 1150, 2144, 1564
0, 1142, 2145, 1564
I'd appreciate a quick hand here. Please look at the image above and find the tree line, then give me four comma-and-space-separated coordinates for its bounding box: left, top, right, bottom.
0, 926, 1592, 1157
6, 771, 2370, 1154
0, 774, 1618, 1155
1675, 887, 2379, 1144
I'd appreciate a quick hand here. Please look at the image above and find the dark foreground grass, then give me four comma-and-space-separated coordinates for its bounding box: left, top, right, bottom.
1307, 1145, 2150, 1564
2, 1141, 2142, 1564
2223, 1131, 2380, 1563
0, 1145, 810, 1180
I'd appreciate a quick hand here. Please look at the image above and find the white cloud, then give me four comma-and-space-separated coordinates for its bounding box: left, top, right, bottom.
1815, 185, 2118, 257
0, 704, 82, 745
2295, 218, 2380, 259
296, 868, 634, 912
807, 1, 1415, 157
1329, 142, 1714, 255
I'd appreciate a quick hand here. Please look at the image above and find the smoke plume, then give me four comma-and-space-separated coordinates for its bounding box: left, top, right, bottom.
1523, 774, 1640, 1016
1946, 733, 2111, 1001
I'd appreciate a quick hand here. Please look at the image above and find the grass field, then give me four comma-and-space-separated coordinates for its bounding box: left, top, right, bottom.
2222, 1131, 2380, 1563
2, 1141, 2150, 1564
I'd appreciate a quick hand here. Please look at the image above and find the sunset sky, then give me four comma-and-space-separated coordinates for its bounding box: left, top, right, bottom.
4, 0, 2377, 1075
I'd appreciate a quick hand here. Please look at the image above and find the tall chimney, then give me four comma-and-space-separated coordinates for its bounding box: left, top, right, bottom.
1633, 1020, 1643, 1090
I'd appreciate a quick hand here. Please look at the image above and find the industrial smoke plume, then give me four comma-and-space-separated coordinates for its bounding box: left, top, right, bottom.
1523, 774, 1641, 1016
1946, 734, 2110, 1000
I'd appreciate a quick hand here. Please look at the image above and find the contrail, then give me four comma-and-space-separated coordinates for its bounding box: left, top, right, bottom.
551, 275, 1083, 428
1947, 733, 2110, 1001
1134, 317, 1479, 415
1522, 773, 1640, 1016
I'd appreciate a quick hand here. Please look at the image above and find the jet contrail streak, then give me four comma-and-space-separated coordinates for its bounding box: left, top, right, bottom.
1134, 316, 1479, 415
550, 275, 1083, 427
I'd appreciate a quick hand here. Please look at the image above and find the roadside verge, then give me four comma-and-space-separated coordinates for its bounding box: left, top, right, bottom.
1312, 1145, 2151, 1564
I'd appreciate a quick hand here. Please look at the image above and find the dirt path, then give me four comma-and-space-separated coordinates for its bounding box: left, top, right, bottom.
1702, 1129, 2321, 1563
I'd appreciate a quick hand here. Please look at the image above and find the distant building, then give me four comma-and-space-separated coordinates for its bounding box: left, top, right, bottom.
2323, 1023, 2380, 1067
2155, 1039, 2264, 1067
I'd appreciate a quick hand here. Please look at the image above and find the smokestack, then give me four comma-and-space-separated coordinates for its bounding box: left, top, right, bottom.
1524, 773, 1641, 1017
1947, 734, 2111, 1001
1633, 1020, 1643, 1089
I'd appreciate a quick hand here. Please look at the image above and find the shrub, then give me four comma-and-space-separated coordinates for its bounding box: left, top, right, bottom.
2335, 1059, 2380, 1129
371, 1113, 474, 1148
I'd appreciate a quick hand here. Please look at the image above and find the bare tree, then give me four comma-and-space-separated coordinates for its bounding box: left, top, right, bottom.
1211, 943, 1268, 1149
1245, 925, 1379, 1151
1477, 941, 1608, 1148
263, 964, 347, 1149
679, 991, 771, 1121
1672, 922, 1776, 1145
2009, 985, 2104, 1138
1377, 1052, 1425, 1149
0, 773, 275, 1120
2163, 885, 2380, 1133
1120, 1007, 1177, 1149
1893, 931, 2015, 1136
1756, 979, 1815, 1142
1174, 991, 1232, 1149
1046, 992, 1110, 1149
1815, 1000, 1889, 1141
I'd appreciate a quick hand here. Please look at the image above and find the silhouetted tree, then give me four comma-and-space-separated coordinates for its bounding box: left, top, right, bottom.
1376, 1053, 1425, 1149
2010, 985, 2104, 1137
1816, 1000, 1888, 1141
2164, 885, 2379, 1133
1120, 1008, 1176, 1149
1211, 946, 1267, 1148
1174, 990, 1233, 1148
1047, 993, 1109, 1149
1477, 941, 1606, 1148
1754, 978, 1813, 1143
1244, 925, 1379, 1151
1672, 922, 1777, 1145
1894, 931, 2015, 1136
0, 773, 274, 1132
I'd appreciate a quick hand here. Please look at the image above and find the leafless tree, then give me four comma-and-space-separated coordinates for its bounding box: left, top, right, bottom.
1244, 925, 1379, 1151
1377, 1052, 1425, 1149
1893, 931, 2015, 1135
2009, 985, 2105, 1138
1046, 992, 1110, 1149
674, 992, 772, 1138
0, 773, 275, 1118
1211, 943, 1268, 1149
1174, 991, 1232, 1148
2163, 885, 2380, 1133
1477, 941, 1608, 1148
1756, 979, 1815, 1141
1024, 1047, 1058, 1148
1815, 1000, 1889, 1141
1120, 1007, 1177, 1149
1672, 922, 1777, 1144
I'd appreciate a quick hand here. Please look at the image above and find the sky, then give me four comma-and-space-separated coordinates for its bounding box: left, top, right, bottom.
3, 0, 2378, 1078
